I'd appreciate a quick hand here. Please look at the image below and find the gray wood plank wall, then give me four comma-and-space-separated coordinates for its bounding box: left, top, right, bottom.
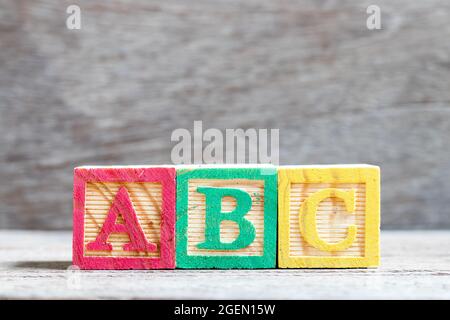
0, 0, 449, 229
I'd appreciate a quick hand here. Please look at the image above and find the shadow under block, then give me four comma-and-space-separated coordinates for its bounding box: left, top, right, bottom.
73, 166, 176, 269
278, 165, 380, 268
176, 167, 277, 269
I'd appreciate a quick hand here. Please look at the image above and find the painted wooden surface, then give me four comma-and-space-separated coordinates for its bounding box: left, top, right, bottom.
186, 179, 266, 257
1, 0, 450, 230
73, 167, 176, 269
0, 230, 449, 299
83, 182, 163, 258
176, 167, 277, 268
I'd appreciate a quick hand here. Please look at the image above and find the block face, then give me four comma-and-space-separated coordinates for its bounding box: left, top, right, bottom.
288, 182, 366, 258
73, 167, 176, 269
176, 167, 277, 268
84, 182, 162, 258
278, 165, 380, 268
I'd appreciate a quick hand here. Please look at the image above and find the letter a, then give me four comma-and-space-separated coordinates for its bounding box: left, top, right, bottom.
86, 186, 157, 252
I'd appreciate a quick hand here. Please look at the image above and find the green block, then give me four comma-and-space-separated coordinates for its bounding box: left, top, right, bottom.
176, 166, 277, 269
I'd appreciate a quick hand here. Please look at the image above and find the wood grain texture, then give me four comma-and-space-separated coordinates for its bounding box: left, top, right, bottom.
176, 167, 277, 268
73, 166, 176, 269
0, 230, 449, 299
1, 0, 450, 230
186, 179, 265, 257
288, 183, 366, 257
84, 182, 162, 258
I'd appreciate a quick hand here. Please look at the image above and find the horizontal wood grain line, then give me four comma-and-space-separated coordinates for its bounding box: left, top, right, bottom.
289, 187, 365, 191
289, 190, 365, 193
290, 193, 366, 195
84, 234, 160, 239
83, 226, 159, 230
288, 198, 366, 203
188, 247, 260, 253
289, 186, 366, 190
188, 181, 264, 185
289, 203, 366, 207
85, 197, 161, 202
187, 248, 264, 252
288, 232, 365, 237
186, 200, 264, 203
186, 201, 264, 204
85, 207, 160, 211
288, 223, 366, 227
289, 248, 364, 252
187, 233, 264, 236
187, 206, 264, 210
84, 216, 160, 220
84, 208, 161, 213
187, 222, 265, 225
288, 233, 366, 237
290, 187, 365, 190
291, 184, 364, 186
289, 245, 365, 250
84, 225, 160, 230
288, 213, 366, 216
86, 188, 162, 193
88, 182, 161, 186
188, 184, 264, 187
289, 213, 366, 216
188, 187, 263, 190
289, 219, 366, 222
289, 231, 365, 236
86, 185, 162, 189
187, 221, 265, 225
289, 241, 365, 245
85, 192, 161, 197
188, 217, 265, 220
288, 249, 365, 252
288, 254, 363, 257
84, 253, 160, 257
83, 231, 160, 235
288, 226, 365, 230
85, 201, 161, 206
86, 186, 162, 191
188, 254, 264, 257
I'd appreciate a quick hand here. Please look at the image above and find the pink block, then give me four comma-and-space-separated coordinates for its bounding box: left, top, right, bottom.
73, 166, 176, 269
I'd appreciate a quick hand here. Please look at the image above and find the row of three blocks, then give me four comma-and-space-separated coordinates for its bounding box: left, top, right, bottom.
73, 165, 380, 269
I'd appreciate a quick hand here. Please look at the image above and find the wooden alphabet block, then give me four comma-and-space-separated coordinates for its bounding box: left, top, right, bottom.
176, 166, 277, 269
73, 166, 176, 269
278, 165, 380, 268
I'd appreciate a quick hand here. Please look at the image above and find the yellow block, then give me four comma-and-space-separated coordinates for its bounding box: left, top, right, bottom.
278, 165, 380, 268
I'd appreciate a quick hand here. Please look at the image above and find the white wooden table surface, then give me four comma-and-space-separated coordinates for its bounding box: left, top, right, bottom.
0, 230, 449, 299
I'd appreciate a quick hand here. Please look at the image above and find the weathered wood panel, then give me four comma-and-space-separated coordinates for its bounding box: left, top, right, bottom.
0, 230, 449, 299
0, 0, 449, 229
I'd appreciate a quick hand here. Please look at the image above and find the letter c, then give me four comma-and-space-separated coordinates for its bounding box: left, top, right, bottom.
299, 188, 357, 252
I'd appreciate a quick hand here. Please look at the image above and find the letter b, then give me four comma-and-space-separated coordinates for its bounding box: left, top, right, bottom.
196, 187, 256, 250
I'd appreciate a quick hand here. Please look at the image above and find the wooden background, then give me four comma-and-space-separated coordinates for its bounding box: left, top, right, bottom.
0, 0, 449, 230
